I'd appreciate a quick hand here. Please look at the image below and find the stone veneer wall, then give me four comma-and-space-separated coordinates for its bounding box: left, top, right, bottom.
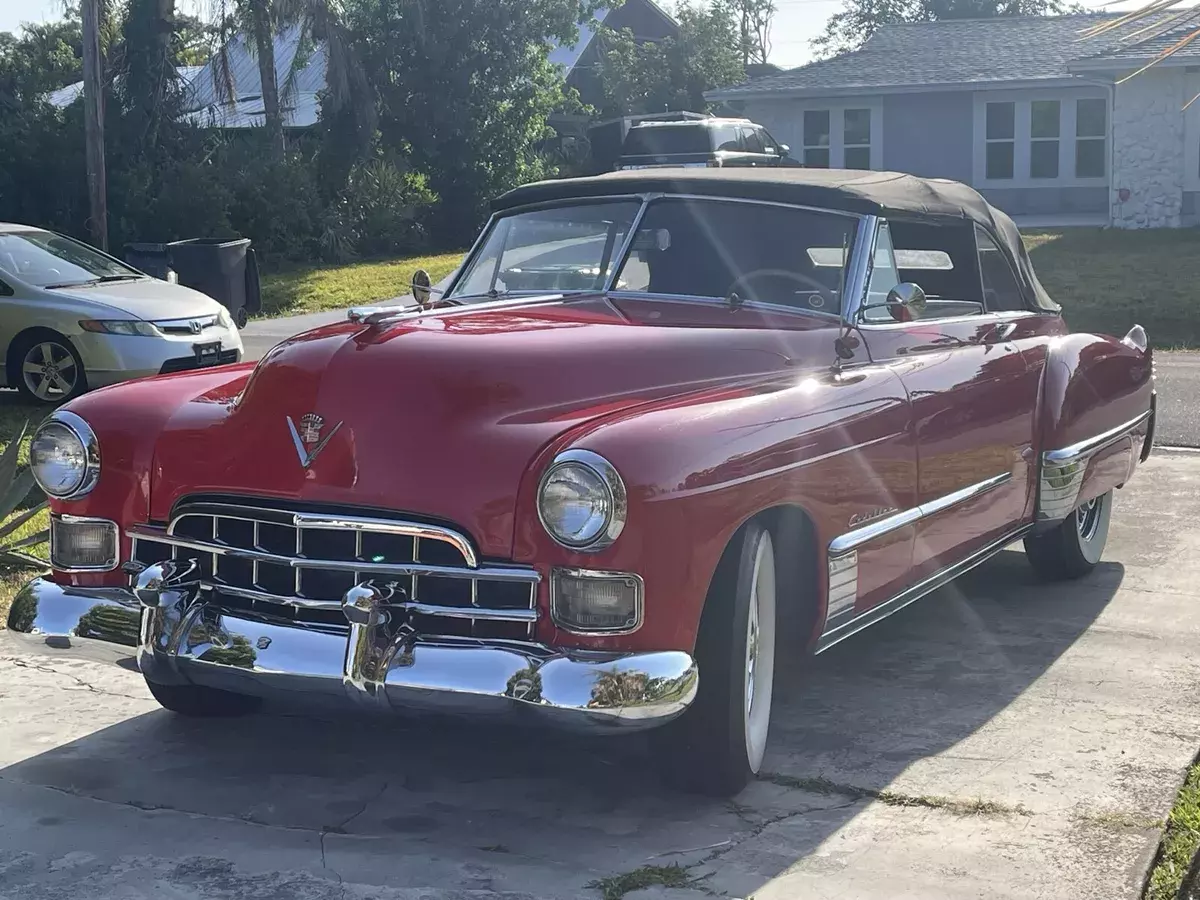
1111, 68, 1186, 229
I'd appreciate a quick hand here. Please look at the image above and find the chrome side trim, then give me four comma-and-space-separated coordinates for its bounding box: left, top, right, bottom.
1039, 409, 1152, 521
129, 526, 540, 583
824, 472, 1012, 625
840, 214, 881, 325
49, 514, 119, 572
829, 472, 1011, 556
817, 523, 1032, 653
1044, 409, 1152, 464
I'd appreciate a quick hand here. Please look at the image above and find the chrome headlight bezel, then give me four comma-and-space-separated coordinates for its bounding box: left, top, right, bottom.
30, 410, 101, 500
536, 449, 627, 552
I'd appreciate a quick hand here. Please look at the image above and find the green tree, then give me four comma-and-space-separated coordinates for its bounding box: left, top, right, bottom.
814, 0, 1076, 57
721, 0, 775, 66
595, 1, 744, 117
0, 17, 84, 103
340, 0, 598, 241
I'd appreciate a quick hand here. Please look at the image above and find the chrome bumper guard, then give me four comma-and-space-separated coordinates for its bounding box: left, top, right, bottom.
3, 571, 698, 732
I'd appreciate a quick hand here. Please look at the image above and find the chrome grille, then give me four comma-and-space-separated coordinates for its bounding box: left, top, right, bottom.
129, 501, 540, 639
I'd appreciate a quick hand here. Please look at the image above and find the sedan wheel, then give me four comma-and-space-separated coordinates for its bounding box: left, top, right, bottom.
653, 522, 778, 796
17, 337, 85, 403
1024, 490, 1112, 581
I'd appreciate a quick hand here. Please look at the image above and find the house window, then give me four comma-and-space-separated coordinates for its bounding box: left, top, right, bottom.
1030, 100, 1060, 179
843, 109, 871, 170
803, 110, 831, 167
985, 102, 1015, 180
1075, 98, 1106, 178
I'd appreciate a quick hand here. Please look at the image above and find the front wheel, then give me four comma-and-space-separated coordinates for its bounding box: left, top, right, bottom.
653, 522, 777, 796
12, 333, 87, 403
1024, 490, 1112, 580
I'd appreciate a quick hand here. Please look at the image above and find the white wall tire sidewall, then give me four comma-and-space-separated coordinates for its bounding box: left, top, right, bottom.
743, 529, 777, 774
1076, 491, 1111, 565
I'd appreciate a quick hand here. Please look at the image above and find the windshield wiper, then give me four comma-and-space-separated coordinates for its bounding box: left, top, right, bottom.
44, 274, 143, 289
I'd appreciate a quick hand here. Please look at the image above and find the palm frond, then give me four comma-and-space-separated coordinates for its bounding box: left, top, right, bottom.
0, 421, 28, 513
1117, 27, 1200, 83
1078, 0, 1180, 39
0, 502, 48, 542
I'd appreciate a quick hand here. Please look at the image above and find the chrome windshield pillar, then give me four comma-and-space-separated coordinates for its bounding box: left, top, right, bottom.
839, 213, 880, 327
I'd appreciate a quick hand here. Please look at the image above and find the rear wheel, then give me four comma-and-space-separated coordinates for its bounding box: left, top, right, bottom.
145, 678, 261, 717
653, 522, 777, 796
11, 332, 86, 403
1024, 490, 1112, 580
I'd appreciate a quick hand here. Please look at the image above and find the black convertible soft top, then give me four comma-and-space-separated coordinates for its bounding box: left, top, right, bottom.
492, 168, 1060, 313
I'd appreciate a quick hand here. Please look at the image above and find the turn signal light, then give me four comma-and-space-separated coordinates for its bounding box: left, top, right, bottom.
50, 515, 118, 571
551, 568, 642, 633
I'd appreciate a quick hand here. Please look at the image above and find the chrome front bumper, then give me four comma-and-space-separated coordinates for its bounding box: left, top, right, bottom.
3, 576, 698, 732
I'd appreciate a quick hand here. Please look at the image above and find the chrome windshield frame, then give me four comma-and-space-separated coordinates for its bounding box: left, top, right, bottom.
445, 192, 875, 320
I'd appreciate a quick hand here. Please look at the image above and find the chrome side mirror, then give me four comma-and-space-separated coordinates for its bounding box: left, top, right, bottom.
412, 268, 432, 306
885, 282, 926, 322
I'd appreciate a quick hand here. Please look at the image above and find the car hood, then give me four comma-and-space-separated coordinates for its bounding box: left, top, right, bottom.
47, 277, 223, 320
148, 297, 816, 557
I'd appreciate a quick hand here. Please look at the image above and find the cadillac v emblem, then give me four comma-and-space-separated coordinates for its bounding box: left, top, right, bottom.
286, 412, 343, 468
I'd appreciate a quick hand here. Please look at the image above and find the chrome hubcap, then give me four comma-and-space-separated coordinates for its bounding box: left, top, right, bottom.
1076, 497, 1101, 542
22, 342, 76, 400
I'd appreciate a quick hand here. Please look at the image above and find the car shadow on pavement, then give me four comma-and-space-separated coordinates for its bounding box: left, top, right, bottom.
0, 547, 1123, 898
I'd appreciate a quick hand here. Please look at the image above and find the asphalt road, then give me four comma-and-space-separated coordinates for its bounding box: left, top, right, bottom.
242, 311, 1200, 447
4, 452, 1200, 898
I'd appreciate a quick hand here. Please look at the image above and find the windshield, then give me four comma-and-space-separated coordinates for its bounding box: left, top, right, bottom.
611, 198, 859, 314
448, 201, 640, 299
0, 230, 141, 288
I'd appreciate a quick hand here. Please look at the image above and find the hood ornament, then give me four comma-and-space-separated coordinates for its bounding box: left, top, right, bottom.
286, 413, 343, 469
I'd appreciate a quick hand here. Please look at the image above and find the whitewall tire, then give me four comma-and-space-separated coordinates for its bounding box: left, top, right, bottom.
654, 522, 778, 796
1025, 490, 1112, 580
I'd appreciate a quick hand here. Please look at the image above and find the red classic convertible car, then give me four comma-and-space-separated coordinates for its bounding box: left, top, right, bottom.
6, 169, 1155, 795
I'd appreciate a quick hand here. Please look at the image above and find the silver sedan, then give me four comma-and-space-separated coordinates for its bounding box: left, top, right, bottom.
0, 223, 244, 402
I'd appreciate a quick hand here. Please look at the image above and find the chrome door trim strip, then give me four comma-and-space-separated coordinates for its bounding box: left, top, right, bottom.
816, 523, 1032, 653
1044, 409, 1153, 464
828, 471, 1012, 556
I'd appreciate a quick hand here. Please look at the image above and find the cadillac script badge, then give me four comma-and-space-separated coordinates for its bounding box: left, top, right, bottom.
286, 412, 343, 468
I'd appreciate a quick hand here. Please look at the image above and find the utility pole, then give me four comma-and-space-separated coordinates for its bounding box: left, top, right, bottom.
81, 0, 108, 251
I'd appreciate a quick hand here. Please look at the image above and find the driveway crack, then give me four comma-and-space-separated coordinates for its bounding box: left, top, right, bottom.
3, 658, 147, 702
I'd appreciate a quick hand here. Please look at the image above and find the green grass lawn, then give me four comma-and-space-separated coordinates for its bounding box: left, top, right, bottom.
0, 395, 52, 629
259, 250, 465, 318
1024, 228, 1200, 349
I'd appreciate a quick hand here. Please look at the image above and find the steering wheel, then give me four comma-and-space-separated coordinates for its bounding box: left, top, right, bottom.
725, 268, 839, 312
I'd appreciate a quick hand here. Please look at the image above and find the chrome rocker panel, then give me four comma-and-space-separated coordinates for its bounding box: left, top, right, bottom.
3, 575, 698, 733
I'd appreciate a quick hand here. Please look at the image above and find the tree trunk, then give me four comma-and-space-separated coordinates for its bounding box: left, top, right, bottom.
124, 0, 177, 151
81, 0, 108, 250
250, 0, 285, 158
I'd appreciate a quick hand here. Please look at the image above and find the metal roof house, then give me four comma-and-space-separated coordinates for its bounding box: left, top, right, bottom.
707, 13, 1200, 228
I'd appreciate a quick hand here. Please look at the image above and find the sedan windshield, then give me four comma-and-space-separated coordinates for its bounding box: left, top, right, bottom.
0, 230, 141, 288
449, 197, 859, 314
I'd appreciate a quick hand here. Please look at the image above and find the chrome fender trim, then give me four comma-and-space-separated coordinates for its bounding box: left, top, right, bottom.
1039, 408, 1152, 522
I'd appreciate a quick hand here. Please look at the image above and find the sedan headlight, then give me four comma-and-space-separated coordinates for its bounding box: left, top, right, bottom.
216, 307, 234, 330
29, 411, 100, 499
79, 319, 161, 337
537, 450, 626, 551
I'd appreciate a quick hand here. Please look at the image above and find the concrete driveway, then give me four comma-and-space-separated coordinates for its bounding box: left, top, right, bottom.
3, 453, 1200, 899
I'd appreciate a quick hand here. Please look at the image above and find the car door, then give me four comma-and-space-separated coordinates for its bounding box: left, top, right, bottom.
857, 219, 1040, 586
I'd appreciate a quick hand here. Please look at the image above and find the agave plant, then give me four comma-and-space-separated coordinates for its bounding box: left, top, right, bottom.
0, 422, 49, 570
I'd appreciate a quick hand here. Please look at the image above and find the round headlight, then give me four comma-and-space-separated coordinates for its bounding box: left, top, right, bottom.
537, 450, 626, 551
29, 411, 99, 499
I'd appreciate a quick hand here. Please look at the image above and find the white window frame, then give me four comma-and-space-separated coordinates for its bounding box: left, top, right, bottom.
1182, 72, 1200, 192
787, 100, 884, 170
972, 89, 1109, 189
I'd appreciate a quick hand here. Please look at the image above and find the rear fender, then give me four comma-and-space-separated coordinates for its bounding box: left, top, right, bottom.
1036, 328, 1154, 527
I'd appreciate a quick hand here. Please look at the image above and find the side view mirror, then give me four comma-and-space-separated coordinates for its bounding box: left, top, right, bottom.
885, 282, 926, 322
412, 268, 432, 306
778, 144, 790, 157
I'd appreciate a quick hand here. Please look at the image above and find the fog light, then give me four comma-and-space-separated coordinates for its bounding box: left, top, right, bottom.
551, 567, 643, 633
50, 514, 118, 571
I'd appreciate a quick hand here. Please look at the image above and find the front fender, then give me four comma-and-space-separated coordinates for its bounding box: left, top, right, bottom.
512, 366, 913, 655
1037, 330, 1153, 524
44, 364, 254, 587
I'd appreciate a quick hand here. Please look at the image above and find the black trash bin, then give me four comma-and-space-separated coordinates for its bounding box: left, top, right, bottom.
167, 237, 255, 328
123, 242, 173, 280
